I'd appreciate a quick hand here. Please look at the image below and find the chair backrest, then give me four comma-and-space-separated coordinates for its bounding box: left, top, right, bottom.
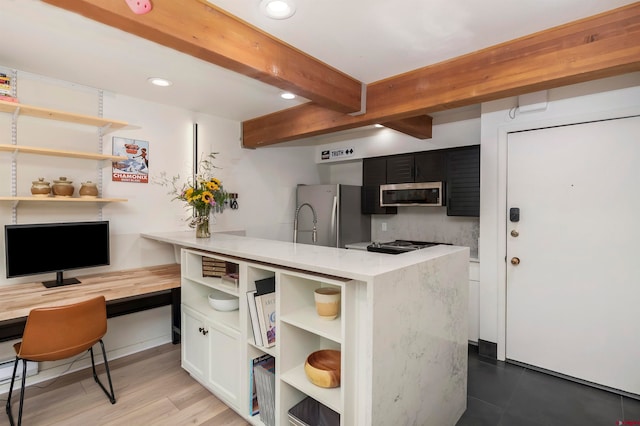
18, 296, 107, 362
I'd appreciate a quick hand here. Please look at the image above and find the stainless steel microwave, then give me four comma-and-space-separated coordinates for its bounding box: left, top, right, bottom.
380, 182, 444, 207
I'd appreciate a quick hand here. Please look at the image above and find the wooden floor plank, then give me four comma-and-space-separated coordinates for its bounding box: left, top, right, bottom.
150, 395, 230, 426
0, 343, 249, 426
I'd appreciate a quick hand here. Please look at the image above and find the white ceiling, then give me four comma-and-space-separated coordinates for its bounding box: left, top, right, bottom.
0, 0, 635, 123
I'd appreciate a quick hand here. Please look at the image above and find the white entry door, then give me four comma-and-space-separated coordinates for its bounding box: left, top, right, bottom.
506, 115, 640, 395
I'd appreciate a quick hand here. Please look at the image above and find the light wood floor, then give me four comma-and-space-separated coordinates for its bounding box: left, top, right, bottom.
0, 343, 250, 425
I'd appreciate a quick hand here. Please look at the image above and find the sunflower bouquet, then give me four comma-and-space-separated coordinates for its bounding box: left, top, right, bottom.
158, 153, 228, 237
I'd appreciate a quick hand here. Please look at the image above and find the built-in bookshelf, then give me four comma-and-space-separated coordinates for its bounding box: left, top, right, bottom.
180, 248, 353, 425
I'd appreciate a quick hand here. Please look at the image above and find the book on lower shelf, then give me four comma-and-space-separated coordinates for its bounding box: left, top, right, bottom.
249, 354, 275, 417
253, 358, 276, 426
246, 290, 263, 346
255, 291, 276, 348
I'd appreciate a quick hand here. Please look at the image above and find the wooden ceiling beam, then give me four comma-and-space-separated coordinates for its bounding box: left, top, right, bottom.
242, 3, 640, 147
381, 115, 433, 139
42, 0, 363, 114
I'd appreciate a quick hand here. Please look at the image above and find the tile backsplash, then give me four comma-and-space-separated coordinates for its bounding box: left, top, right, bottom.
371, 207, 479, 255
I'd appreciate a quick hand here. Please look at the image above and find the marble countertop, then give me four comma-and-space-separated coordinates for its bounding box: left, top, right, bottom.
142, 231, 468, 282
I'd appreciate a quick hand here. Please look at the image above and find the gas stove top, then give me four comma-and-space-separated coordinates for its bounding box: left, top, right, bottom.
366, 240, 444, 255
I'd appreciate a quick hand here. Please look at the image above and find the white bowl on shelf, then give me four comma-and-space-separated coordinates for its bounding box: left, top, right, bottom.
208, 290, 239, 311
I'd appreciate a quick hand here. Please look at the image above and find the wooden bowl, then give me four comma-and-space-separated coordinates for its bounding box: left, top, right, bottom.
304, 349, 341, 388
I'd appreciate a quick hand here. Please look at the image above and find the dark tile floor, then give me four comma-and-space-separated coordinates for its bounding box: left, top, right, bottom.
457, 346, 640, 426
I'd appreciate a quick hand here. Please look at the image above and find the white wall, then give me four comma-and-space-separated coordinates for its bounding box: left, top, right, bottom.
479, 72, 640, 358
0, 70, 322, 385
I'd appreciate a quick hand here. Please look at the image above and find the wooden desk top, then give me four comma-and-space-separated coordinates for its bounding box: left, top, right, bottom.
0, 264, 180, 322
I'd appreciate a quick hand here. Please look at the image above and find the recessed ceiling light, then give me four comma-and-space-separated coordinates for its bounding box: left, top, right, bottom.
280, 92, 296, 100
147, 77, 173, 87
374, 124, 384, 128
260, 0, 296, 19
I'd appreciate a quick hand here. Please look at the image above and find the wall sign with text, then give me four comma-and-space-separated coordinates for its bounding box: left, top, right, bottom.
321, 147, 355, 161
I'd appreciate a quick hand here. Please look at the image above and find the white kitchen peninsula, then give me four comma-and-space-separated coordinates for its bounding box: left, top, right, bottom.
142, 231, 469, 426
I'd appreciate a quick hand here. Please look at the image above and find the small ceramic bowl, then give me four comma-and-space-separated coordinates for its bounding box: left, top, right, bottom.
208, 290, 239, 311
304, 349, 341, 388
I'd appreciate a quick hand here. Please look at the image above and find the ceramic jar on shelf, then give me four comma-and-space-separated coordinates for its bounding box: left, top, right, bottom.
52, 177, 74, 197
79, 181, 99, 198
30, 177, 51, 197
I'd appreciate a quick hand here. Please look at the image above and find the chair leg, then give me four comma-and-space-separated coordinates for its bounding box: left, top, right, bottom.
90, 340, 116, 404
5, 357, 26, 426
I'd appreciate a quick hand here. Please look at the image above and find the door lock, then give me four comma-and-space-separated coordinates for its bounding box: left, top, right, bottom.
511, 257, 520, 265
509, 207, 520, 222
510, 230, 519, 237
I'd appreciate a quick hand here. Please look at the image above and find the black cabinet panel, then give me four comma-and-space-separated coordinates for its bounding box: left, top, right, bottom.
362, 157, 387, 184
386, 154, 414, 184
362, 146, 479, 216
362, 158, 397, 215
446, 145, 480, 217
386, 151, 446, 183
415, 151, 446, 182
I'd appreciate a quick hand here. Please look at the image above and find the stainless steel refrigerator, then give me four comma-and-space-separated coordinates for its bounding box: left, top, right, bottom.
294, 184, 371, 248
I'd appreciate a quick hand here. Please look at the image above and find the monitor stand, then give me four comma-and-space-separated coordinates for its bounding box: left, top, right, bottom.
42, 271, 81, 288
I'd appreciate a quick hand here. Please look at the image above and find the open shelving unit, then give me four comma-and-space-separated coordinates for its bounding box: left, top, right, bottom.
0, 92, 131, 216
0, 196, 127, 205
180, 247, 355, 426
0, 143, 127, 161
0, 99, 128, 132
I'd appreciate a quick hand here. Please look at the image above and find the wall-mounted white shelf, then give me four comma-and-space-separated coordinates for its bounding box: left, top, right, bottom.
0, 196, 127, 204
0, 144, 127, 162
0, 100, 128, 133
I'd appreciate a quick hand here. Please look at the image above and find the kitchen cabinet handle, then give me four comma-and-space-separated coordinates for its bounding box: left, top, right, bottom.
511, 257, 520, 265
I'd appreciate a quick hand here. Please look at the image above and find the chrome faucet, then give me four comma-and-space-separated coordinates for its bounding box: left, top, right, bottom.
293, 202, 318, 244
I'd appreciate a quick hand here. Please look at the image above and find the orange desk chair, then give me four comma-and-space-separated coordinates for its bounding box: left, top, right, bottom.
5, 296, 116, 426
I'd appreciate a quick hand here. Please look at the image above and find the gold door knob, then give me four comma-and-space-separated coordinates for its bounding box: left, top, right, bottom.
511, 257, 520, 265
510, 230, 519, 237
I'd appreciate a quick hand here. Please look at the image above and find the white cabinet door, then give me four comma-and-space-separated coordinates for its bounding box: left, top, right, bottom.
182, 307, 208, 380
207, 320, 241, 410
506, 116, 640, 395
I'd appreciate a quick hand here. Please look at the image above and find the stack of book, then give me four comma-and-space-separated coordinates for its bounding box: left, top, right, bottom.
246, 277, 276, 348
201, 258, 227, 278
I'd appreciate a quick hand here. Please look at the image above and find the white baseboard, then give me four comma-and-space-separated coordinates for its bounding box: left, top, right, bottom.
0, 359, 38, 383
0, 335, 172, 394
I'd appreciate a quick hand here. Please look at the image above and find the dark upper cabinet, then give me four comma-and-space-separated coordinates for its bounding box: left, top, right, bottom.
386, 154, 414, 184
386, 151, 446, 184
362, 146, 479, 216
415, 151, 446, 182
446, 145, 480, 217
362, 157, 397, 215
363, 157, 387, 185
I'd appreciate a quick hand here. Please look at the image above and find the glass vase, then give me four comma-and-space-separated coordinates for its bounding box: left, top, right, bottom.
193, 207, 211, 238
